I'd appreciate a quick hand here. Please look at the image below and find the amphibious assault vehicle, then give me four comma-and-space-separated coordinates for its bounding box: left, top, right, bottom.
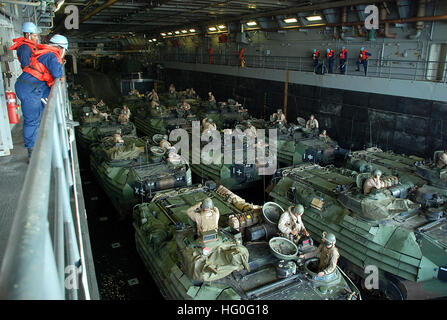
90, 135, 192, 216
347, 147, 427, 187
132, 104, 197, 137
133, 183, 361, 300
267, 118, 349, 167
75, 109, 137, 149
189, 130, 273, 190
268, 163, 447, 299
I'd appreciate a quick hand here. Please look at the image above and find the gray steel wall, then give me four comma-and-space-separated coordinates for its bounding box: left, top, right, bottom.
164, 67, 446, 158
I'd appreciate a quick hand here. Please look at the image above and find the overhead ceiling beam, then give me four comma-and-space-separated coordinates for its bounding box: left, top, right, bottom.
79, 0, 120, 23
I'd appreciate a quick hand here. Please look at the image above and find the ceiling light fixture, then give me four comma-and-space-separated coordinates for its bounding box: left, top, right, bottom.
189, 28, 196, 32
208, 27, 217, 31
167, 32, 173, 35
174, 31, 180, 34
181, 30, 188, 33
246, 21, 257, 27
160, 33, 166, 36
305, 15, 322, 21
152, 38, 157, 42
283, 17, 298, 23
218, 25, 226, 29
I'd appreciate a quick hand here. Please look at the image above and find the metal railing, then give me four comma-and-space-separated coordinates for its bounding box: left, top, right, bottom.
161, 52, 447, 83
0, 79, 96, 299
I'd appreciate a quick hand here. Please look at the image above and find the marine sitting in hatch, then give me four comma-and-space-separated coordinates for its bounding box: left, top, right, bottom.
186, 198, 220, 236
299, 232, 339, 278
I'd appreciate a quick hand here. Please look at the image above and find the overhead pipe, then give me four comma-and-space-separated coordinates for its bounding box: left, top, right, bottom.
79, 0, 120, 23
0, 0, 41, 6
409, 0, 427, 39
340, 6, 356, 40
381, 3, 397, 38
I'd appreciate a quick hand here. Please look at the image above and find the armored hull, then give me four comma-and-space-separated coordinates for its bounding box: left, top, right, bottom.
76, 119, 137, 150
133, 108, 196, 137
347, 148, 427, 187
268, 164, 447, 299
90, 135, 192, 216
189, 138, 271, 190
133, 184, 361, 300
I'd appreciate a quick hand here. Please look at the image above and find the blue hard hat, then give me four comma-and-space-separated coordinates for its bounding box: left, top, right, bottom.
313, 49, 316, 53
22, 22, 39, 34
342, 46, 346, 49
326, 48, 330, 53
361, 47, 365, 51
49, 34, 69, 50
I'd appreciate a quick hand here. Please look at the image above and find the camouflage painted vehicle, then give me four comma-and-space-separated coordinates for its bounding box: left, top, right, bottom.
268, 163, 447, 299
201, 100, 249, 129
266, 118, 348, 168
76, 111, 137, 150
347, 147, 427, 187
133, 183, 361, 300
414, 150, 447, 190
90, 135, 192, 216
133, 104, 197, 137
189, 133, 272, 190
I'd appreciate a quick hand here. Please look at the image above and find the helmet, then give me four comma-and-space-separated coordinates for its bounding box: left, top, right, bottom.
207, 118, 213, 124
323, 232, 336, 246
201, 198, 214, 210
292, 205, 304, 215
326, 48, 330, 53
22, 22, 39, 34
49, 34, 69, 50
342, 46, 346, 49
361, 47, 365, 51
373, 169, 382, 177
313, 49, 316, 53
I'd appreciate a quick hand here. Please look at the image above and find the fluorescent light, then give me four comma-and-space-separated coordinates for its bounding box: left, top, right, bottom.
152, 38, 157, 42
306, 15, 322, 21
167, 32, 173, 35
181, 30, 188, 33
208, 27, 217, 31
246, 21, 257, 26
174, 31, 180, 34
149, 40, 153, 43
160, 33, 166, 36
283, 17, 298, 23
189, 28, 196, 32
218, 25, 226, 29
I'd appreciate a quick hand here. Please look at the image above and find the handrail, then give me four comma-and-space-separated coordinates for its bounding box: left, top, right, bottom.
0, 78, 95, 299
160, 53, 447, 83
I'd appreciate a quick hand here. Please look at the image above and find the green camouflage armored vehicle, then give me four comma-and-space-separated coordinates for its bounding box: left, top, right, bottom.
90, 135, 192, 216
266, 118, 348, 168
76, 111, 137, 150
133, 183, 361, 300
201, 99, 249, 129
133, 104, 197, 137
268, 163, 447, 299
189, 132, 272, 190
347, 147, 427, 187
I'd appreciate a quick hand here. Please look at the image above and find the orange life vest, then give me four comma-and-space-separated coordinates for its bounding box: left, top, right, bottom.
9, 37, 38, 64
327, 50, 334, 59
313, 51, 320, 59
340, 49, 347, 59
22, 45, 63, 87
359, 49, 369, 61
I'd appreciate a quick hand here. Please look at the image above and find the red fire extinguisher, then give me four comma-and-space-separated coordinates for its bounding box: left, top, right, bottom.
6, 91, 19, 124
